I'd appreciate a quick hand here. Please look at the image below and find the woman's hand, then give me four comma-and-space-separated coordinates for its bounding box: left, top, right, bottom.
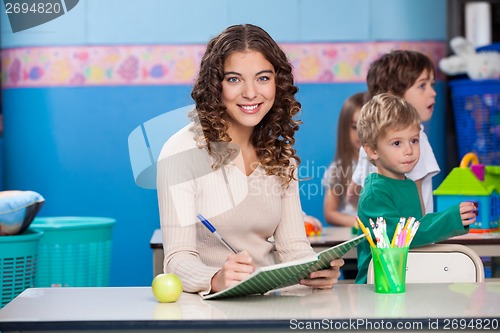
210, 251, 256, 293
299, 258, 345, 289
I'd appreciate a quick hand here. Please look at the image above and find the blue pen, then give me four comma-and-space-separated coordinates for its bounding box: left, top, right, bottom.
197, 214, 238, 254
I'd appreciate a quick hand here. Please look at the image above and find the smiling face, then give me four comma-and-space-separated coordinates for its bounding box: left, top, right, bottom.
221, 50, 276, 137
365, 125, 421, 180
402, 69, 436, 122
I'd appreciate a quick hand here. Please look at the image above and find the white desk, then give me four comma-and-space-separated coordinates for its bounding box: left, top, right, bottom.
150, 227, 500, 277
1, 283, 499, 332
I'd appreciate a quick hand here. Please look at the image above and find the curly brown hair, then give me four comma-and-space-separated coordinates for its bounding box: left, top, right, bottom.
189, 24, 302, 187
366, 50, 435, 98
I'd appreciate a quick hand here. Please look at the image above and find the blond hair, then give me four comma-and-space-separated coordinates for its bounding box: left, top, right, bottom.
357, 93, 421, 150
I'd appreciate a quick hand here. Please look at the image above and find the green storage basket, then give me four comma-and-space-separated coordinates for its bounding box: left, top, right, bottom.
31, 216, 116, 287
0, 228, 43, 308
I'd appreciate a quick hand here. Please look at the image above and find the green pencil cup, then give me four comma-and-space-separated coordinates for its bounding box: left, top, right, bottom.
371, 246, 409, 294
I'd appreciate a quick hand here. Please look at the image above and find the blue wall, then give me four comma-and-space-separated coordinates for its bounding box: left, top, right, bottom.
1, 0, 446, 46
1, 0, 448, 286
2, 86, 193, 287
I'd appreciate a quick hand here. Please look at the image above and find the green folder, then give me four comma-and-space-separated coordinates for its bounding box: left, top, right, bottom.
203, 234, 366, 300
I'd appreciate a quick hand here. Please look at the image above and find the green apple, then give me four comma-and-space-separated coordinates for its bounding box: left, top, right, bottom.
151, 273, 183, 303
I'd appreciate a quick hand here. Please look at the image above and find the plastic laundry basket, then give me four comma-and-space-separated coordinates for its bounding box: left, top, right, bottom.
31, 216, 115, 287
0, 228, 43, 308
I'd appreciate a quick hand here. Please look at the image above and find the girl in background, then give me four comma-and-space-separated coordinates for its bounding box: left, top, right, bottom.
322, 92, 366, 227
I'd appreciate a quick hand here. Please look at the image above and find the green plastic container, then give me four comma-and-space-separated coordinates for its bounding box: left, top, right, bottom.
371, 246, 409, 294
0, 228, 43, 308
31, 217, 115, 287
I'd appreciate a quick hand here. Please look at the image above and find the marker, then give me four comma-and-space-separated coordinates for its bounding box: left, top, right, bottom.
356, 217, 376, 248
391, 218, 405, 248
406, 221, 420, 247
197, 214, 238, 254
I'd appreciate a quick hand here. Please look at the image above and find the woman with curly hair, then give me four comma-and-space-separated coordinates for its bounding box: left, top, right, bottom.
157, 24, 344, 295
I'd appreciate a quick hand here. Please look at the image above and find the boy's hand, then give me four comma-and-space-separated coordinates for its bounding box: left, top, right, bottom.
459, 201, 478, 226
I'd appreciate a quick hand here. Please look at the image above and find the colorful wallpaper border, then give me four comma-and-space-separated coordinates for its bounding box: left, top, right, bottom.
1, 42, 445, 88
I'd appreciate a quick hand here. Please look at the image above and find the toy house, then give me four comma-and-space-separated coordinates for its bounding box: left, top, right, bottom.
434, 154, 500, 232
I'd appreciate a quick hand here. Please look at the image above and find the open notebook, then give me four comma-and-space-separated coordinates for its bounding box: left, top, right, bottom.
203, 234, 366, 300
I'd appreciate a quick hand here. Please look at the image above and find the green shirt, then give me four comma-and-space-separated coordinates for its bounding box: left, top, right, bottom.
356, 173, 469, 283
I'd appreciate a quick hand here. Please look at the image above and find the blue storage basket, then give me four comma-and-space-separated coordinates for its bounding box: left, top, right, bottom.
449, 79, 500, 165
477, 43, 500, 52
0, 228, 43, 308
30, 217, 115, 287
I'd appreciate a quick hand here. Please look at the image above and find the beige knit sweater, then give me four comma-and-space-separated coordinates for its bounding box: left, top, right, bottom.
157, 124, 315, 295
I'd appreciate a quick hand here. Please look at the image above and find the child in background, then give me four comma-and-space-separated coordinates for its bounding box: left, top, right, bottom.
355, 93, 476, 283
348, 50, 440, 215
322, 92, 367, 227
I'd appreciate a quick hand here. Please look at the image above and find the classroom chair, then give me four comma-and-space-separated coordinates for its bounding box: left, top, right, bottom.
367, 244, 485, 283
